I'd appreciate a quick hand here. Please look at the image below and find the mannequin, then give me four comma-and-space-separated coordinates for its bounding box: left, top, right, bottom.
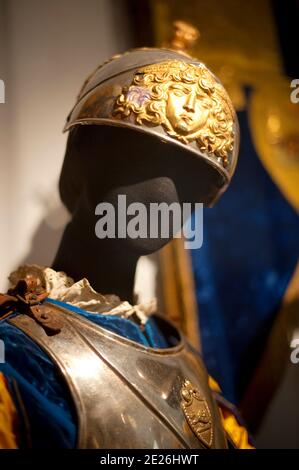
0, 35, 253, 449
54, 124, 216, 302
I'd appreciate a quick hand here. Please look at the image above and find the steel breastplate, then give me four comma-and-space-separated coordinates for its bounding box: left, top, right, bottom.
9, 302, 227, 449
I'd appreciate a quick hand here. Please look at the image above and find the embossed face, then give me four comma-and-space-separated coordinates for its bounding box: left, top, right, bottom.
114, 60, 234, 166
166, 83, 210, 136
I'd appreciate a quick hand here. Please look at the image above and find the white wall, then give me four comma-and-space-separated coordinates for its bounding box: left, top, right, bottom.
0, 0, 132, 289
0, 0, 11, 285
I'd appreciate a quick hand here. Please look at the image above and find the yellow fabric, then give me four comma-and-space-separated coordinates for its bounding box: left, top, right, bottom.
220, 409, 254, 449
208, 375, 222, 393
208, 375, 254, 449
0, 373, 18, 448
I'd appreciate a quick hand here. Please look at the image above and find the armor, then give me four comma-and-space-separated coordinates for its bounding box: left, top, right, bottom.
64, 27, 239, 206
9, 302, 227, 449
0, 23, 248, 450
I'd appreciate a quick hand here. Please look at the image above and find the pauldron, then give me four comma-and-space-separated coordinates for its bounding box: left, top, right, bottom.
9, 302, 227, 449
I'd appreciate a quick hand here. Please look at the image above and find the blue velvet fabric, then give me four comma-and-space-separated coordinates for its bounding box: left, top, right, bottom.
0, 298, 170, 448
191, 100, 299, 403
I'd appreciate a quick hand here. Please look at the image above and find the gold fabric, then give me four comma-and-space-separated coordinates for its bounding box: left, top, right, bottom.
209, 375, 254, 449
220, 409, 254, 449
0, 373, 18, 449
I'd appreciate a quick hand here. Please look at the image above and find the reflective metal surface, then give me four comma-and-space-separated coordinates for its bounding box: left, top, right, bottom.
9, 303, 227, 449
64, 47, 239, 206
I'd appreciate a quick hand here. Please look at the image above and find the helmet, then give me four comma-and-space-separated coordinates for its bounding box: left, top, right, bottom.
64, 24, 239, 206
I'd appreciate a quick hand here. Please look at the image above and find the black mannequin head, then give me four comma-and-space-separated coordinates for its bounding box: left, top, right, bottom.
59, 124, 221, 256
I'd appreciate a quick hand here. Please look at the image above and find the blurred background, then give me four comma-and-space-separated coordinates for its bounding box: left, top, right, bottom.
0, 0, 299, 448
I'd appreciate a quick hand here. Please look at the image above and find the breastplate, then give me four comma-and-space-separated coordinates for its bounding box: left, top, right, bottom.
9, 302, 227, 449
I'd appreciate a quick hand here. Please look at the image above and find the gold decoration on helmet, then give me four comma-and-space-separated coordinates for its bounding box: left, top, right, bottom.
114, 60, 235, 166
164, 20, 200, 53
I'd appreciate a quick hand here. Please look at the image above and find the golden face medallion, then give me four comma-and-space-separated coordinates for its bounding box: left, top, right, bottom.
166, 82, 210, 135
114, 60, 235, 166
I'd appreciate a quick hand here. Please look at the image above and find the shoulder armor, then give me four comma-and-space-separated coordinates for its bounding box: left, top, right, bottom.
9, 303, 227, 449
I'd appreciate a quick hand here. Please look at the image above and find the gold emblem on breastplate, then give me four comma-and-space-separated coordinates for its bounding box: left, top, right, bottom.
180, 379, 213, 448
